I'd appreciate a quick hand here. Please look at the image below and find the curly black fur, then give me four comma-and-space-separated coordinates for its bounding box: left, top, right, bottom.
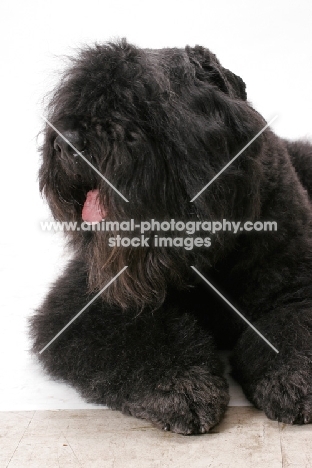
30, 39, 312, 434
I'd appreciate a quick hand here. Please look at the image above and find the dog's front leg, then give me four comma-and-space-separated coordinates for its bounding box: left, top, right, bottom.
231, 304, 312, 425
30, 258, 229, 435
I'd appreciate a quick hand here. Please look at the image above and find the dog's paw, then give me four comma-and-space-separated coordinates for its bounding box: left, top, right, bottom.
121, 367, 229, 435
247, 368, 312, 425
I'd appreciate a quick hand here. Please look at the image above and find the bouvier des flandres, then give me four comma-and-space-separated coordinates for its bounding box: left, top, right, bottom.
31, 39, 312, 434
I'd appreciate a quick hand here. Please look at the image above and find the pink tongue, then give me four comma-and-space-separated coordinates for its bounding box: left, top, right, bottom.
82, 190, 106, 223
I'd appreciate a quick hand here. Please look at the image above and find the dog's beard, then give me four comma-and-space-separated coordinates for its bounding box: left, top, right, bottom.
74, 188, 206, 310
84, 233, 194, 310
79, 190, 174, 310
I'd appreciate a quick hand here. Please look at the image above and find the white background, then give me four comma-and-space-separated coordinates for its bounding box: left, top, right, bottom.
0, 0, 311, 410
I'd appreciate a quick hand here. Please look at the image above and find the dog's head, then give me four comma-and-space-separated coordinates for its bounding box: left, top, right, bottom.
40, 39, 265, 309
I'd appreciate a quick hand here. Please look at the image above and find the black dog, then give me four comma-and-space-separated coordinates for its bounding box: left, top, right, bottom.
31, 39, 312, 434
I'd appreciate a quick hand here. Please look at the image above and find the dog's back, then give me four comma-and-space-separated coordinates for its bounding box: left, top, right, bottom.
286, 140, 312, 198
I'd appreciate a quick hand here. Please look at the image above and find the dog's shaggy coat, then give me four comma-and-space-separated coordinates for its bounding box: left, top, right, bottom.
31, 40, 312, 434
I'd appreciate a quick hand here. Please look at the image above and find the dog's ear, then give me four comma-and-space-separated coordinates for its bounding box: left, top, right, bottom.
185, 45, 247, 101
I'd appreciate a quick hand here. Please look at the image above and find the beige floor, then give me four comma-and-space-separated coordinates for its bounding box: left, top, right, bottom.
1, 407, 311, 468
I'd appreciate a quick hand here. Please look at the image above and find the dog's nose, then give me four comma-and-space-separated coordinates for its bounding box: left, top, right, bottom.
54, 131, 85, 158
